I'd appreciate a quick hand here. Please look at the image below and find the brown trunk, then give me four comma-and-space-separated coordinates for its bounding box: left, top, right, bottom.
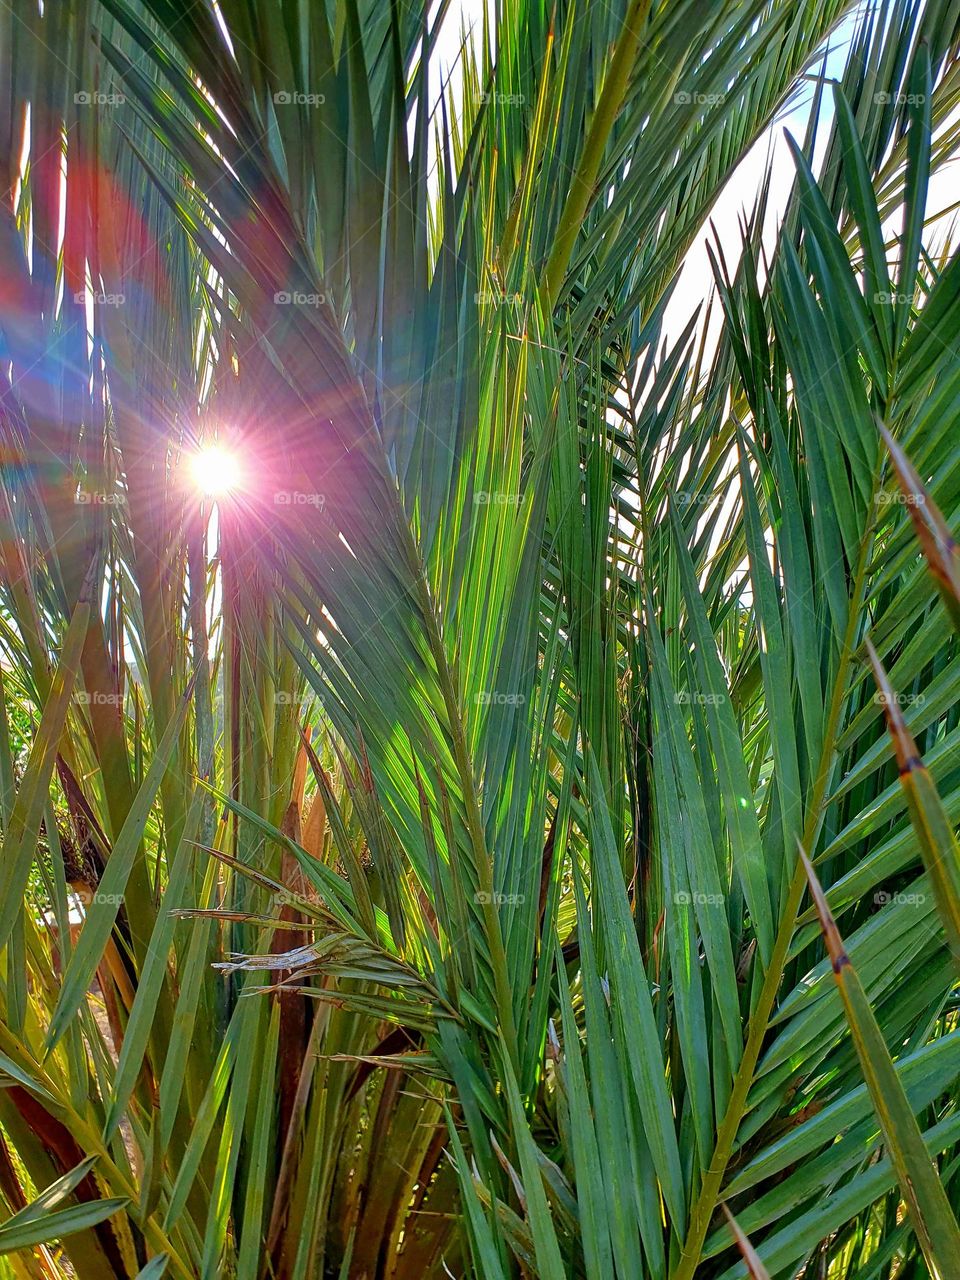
7, 1087, 130, 1276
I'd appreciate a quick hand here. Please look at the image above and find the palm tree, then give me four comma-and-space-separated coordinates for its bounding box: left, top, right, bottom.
2, 0, 960, 1276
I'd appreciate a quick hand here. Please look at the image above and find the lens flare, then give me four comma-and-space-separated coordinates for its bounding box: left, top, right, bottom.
189, 444, 241, 497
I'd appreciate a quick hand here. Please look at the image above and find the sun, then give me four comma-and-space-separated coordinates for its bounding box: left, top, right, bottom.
189, 444, 242, 497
